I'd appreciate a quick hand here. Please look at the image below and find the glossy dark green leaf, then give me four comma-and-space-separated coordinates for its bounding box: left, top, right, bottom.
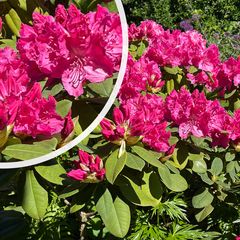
119, 171, 163, 207
210, 157, 223, 176
88, 77, 113, 97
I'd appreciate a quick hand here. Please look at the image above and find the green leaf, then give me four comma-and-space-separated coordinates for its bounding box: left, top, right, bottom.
126, 152, 145, 171
22, 170, 48, 219
158, 165, 188, 192
2, 142, 56, 161
105, 149, 127, 184
210, 157, 223, 176
42, 83, 63, 98
188, 153, 207, 173
0, 39, 16, 49
70, 203, 85, 214
192, 188, 214, 209
192, 159, 207, 173
96, 188, 130, 238
195, 205, 214, 222
198, 173, 214, 185
225, 152, 235, 162
131, 146, 162, 168
119, 171, 163, 207
35, 163, 66, 185
88, 77, 114, 97
33, 138, 58, 151
56, 99, 72, 117
164, 66, 179, 75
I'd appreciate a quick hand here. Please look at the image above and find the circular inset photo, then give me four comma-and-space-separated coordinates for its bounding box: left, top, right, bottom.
0, 0, 128, 168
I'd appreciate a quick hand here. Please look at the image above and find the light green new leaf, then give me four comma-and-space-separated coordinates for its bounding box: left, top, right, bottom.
192, 188, 214, 209
210, 157, 223, 176
105, 149, 127, 184
131, 146, 162, 168
22, 170, 48, 219
88, 77, 113, 97
195, 205, 214, 222
35, 163, 66, 185
33, 138, 58, 151
56, 99, 72, 117
3, 145, 50, 161
158, 165, 188, 192
119, 171, 163, 207
96, 189, 130, 238
126, 152, 145, 171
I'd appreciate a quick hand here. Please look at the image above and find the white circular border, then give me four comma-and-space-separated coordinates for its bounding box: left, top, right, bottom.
0, 0, 128, 169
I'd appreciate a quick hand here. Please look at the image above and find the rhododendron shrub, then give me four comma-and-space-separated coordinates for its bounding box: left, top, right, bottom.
94, 20, 240, 237
1, 1, 240, 239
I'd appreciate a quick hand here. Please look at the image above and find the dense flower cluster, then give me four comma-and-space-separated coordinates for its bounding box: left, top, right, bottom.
0, 48, 68, 143
101, 20, 240, 155
67, 150, 105, 182
101, 93, 173, 153
0, 4, 121, 150
166, 87, 232, 148
128, 21, 240, 92
18, 4, 122, 97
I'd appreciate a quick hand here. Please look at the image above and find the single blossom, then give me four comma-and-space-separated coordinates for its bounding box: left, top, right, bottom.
119, 56, 164, 101
13, 83, 65, 139
100, 105, 144, 146
18, 4, 122, 97
129, 20, 164, 43
67, 150, 105, 182
217, 57, 240, 90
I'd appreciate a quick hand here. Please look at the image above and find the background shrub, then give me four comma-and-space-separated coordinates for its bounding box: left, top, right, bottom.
123, 0, 240, 59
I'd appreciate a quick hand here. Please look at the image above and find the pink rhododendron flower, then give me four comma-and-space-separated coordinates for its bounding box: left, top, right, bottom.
142, 122, 172, 153
17, 12, 69, 80
0, 17, 2, 32
67, 150, 105, 182
0, 47, 31, 134
187, 70, 219, 91
217, 57, 240, 90
229, 109, 240, 149
13, 83, 64, 138
18, 4, 122, 97
235, 236, 240, 240
146, 29, 220, 70
101, 94, 172, 153
166, 87, 230, 145
119, 56, 164, 101
0, 47, 30, 103
61, 111, 74, 140
100, 105, 144, 145
129, 20, 164, 42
